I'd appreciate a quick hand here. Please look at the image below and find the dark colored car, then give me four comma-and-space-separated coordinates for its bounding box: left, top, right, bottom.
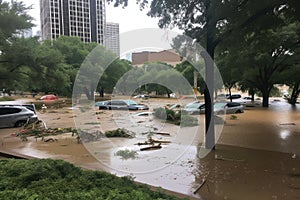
226, 94, 242, 99
0, 104, 38, 128
98, 100, 149, 111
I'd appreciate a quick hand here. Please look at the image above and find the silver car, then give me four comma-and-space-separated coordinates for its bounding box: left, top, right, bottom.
0, 105, 38, 128
183, 101, 244, 115
214, 102, 244, 114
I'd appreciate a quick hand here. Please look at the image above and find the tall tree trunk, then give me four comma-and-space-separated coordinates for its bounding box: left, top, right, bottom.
249, 87, 255, 101
288, 82, 299, 105
228, 86, 232, 102
203, 36, 215, 150
262, 86, 270, 107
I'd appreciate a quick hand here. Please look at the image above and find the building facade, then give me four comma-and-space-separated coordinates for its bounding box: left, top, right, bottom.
132, 50, 183, 66
105, 22, 120, 56
40, 0, 106, 44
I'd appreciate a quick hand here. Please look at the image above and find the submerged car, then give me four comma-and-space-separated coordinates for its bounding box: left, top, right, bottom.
40, 94, 58, 100
214, 102, 244, 114
183, 101, 244, 115
183, 101, 205, 114
95, 100, 109, 107
0, 104, 38, 128
97, 99, 149, 111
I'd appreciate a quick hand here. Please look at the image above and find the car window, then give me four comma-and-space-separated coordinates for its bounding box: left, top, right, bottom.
0, 107, 22, 115
125, 100, 137, 105
111, 101, 127, 106
227, 102, 241, 107
214, 103, 226, 109
185, 103, 202, 109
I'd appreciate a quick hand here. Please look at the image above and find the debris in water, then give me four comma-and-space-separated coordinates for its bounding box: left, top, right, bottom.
140, 143, 162, 151
193, 179, 207, 194
153, 132, 171, 136
279, 123, 296, 125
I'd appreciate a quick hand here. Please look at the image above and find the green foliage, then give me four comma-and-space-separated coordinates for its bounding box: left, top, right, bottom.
0, 159, 184, 200
115, 149, 138, 160
153, 107, 167, 120
0, 96, 14, 101
105, 128, 134, 138
0, 1, 33, 44
154, 107, 198, 127
230, 115, 238, 120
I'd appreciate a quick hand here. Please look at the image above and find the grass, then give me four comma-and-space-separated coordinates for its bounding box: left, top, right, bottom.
115, 149, 138, 160
84, 122, 100, 125
0, 96, 14, 101
230, 115, 238, 120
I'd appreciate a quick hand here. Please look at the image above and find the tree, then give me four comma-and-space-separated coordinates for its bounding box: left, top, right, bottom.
0, 0, 33, 46
175, 60, 206, 94
233, 21, 300, 107
0, 37, 41, 92
0, 0, 34, 92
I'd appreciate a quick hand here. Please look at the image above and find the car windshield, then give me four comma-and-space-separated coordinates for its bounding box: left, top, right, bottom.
214, 102, 227, 109
185, 103, 202, 109
125, 100, 138, 105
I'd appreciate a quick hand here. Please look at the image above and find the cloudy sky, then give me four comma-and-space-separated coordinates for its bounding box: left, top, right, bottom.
18, 0, 160, 34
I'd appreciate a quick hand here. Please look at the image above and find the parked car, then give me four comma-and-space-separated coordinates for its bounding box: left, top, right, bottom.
214, 102, 244, 114
226, 94, 242, 99
131, 111, 153, 117
98, 100, 149, 111
183, 101, 244, 115
0, 105, 38, 128
95, 100, 109, 107
183, 101, 205, 114
40, 94, 58, 100
133, 94, 150, 99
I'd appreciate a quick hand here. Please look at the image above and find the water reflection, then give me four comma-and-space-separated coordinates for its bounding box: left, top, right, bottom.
279, 130, 290, 140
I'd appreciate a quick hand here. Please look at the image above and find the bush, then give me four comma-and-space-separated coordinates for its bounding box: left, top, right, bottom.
105, 128, 134, 138
180, 115, 199, 127
0, 159, 185, 200
115, 149, 138, 159
153, 107, 167, 120
0, 96, 14, 101
153, 107, 198, 127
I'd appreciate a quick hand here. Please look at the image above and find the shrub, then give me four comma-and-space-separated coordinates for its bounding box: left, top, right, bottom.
153, 107, 167, 120
115, 149, 138, 159
0, 96, 14, 101
0, 159, 185, 200
154, 107, 198, 127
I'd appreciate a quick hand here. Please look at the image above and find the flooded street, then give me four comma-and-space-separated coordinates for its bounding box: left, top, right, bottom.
0, 97, 299, 199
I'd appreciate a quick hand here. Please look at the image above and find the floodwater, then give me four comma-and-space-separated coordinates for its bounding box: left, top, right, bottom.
0, 98, 299, 199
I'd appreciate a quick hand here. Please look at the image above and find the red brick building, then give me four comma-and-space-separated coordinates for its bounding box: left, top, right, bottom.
131, 49, 183, 66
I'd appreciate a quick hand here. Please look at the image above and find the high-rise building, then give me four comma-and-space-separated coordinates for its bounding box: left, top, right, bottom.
105, 22, 120, 56
40, 0, 106, 44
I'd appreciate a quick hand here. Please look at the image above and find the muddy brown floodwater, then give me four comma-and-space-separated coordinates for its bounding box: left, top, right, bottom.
0, 97, 299, 200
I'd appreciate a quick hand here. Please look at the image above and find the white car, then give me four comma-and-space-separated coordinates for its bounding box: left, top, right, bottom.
0, 105, 38, 128
183, 102, 244, 115
214, 102, 244, 115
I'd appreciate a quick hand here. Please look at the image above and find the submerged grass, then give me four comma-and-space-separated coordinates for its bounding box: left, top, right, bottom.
115, 149, 138, 160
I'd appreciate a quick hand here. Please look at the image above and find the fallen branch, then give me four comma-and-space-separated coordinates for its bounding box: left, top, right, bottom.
280, 123, 296, 126
193, 179, 207, 194
149, 137, 171, 144
215, 156, 245, 162
140, 143, 162, 151
153, 132, 171, 136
